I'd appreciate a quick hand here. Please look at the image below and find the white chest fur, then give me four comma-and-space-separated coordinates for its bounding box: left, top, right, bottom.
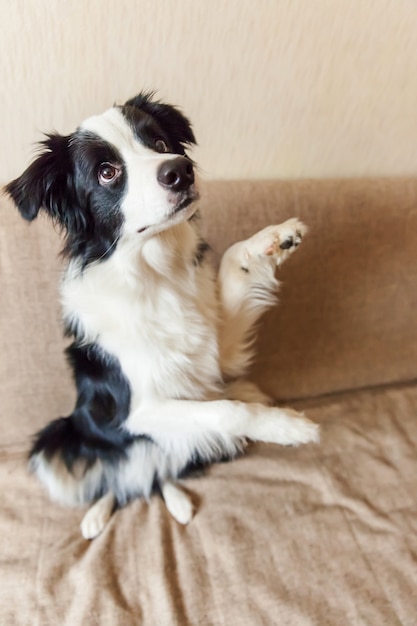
61, 224, 222, 406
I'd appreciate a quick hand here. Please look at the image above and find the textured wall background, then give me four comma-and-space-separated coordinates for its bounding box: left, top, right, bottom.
2, 0, 417, 183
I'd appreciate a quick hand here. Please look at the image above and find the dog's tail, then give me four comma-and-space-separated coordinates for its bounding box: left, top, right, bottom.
29, 415, 133, 507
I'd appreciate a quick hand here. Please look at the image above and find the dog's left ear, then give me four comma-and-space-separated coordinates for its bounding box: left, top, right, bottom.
5, 133, 75, 223
124, 92, 196, 151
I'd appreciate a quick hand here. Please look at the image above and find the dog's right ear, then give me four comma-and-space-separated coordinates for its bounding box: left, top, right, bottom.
5, 134, 73, 222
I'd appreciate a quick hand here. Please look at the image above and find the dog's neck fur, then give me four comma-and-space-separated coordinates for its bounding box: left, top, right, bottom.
62, 219, 222, 406
67, 220, 197, 279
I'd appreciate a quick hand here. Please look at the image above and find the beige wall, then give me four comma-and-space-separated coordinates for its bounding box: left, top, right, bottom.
2, 0, 417, 183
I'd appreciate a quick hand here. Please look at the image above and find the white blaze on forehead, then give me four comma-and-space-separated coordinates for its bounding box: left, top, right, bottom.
80, 107, 154, 159
80, 106, 178, 164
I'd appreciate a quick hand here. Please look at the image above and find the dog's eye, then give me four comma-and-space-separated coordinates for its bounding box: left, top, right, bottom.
154, 138, 169, 153
98, 163, 120, 185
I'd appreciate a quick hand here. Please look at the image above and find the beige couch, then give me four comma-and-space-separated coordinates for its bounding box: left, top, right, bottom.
1, 178, 416, 625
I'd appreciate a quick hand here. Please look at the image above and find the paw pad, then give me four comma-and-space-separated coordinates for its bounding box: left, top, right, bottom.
280, 230, 303, 250
280, 237, 294, 250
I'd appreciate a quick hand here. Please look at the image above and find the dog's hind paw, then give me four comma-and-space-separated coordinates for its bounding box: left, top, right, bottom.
162, 481, 194, 525
80, 492, 115, 540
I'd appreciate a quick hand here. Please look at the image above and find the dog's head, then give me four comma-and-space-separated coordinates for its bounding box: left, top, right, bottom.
5, 92, 198, 265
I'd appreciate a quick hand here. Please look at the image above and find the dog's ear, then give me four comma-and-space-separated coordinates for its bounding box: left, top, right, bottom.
5, 133, 75, 223
124, 92, 196, 150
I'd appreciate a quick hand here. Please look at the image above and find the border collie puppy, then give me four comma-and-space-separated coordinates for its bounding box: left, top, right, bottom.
6, 92, 319, 539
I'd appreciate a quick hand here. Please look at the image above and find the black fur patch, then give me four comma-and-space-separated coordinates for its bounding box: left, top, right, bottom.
122, 91, 196, 154
5, 132, 126, 269
30, 343, 137, 470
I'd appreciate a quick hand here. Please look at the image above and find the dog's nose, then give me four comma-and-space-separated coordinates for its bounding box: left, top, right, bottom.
157, 157, 194, 192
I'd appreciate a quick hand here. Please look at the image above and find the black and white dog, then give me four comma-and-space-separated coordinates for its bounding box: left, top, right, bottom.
6, 92, 319, 539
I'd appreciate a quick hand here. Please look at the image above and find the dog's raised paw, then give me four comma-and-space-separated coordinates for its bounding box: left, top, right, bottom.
243, 218, 307, 268
262, 219, 307, 259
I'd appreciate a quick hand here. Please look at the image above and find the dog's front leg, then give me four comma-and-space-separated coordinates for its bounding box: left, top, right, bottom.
126, 398, 319, 447
217, 218, 307, 379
